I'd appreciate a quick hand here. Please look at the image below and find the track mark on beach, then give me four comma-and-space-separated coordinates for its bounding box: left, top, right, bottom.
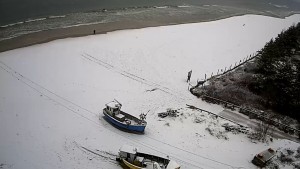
0, 60, 101, 128
74, 141, 118, 164
81, 53, 185, 99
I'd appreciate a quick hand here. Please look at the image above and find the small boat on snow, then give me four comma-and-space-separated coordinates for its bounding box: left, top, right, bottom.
117, 145, 181, 169
103, 100, 147, 133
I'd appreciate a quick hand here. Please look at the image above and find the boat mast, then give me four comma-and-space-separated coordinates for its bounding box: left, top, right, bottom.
114, 99, 122, 107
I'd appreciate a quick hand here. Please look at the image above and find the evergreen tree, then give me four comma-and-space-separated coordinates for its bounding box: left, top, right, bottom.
253, 23, 300, 119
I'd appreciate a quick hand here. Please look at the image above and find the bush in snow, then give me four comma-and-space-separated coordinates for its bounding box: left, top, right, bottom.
280, 153, 295, 163
266, 161, 280, 169
194, 117, 205, 124
294, 162, 300, 169
222, 123, 249, 134
205, 123, 229, 140
279, 149, 297, 163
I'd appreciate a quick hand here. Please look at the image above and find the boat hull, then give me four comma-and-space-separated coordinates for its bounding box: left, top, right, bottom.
103, 111, 146, 133
122, 159, 144, 169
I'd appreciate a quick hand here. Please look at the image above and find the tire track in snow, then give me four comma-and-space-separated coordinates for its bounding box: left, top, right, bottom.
0, 60, 100, 127
0, 60, 241, 169
74, 141, 119, 164
82, 53, 186, 99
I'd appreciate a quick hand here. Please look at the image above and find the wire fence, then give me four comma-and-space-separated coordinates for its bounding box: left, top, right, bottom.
204, 52, 259, 82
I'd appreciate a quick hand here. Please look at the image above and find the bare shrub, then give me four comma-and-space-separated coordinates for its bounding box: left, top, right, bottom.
248, 120, 272, 142
205, 125, 229, 140
194, 117, 205, 123
294, 163, 300, 169
280, 152, 295, 163
267, 161, 280, 169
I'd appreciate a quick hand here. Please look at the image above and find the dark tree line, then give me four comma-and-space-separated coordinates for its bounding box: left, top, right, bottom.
250, 22, 300, 120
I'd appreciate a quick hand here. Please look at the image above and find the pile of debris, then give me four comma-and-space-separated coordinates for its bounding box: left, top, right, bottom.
158, 109, 179, 118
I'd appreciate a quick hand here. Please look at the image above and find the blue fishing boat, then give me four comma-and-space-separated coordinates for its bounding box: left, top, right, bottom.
103, 100, 147, 133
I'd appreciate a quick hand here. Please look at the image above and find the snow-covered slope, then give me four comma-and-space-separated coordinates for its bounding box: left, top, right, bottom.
1, 14, 300, 169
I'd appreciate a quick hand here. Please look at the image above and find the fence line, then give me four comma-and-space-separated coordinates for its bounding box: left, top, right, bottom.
186, 104, 245, 127
205, 52, 258, 81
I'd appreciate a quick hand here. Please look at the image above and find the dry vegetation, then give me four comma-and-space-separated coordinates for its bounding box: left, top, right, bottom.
192, 61, 266, 110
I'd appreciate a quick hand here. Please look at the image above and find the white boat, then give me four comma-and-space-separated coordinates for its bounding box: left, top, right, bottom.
116, 145, 180, 169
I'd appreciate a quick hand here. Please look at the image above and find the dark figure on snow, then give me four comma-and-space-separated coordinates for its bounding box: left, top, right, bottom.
93, 30, 96, 34
187, 70, 192, 82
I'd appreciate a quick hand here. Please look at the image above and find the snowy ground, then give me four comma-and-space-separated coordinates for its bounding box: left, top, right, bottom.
1, 14, 300, 169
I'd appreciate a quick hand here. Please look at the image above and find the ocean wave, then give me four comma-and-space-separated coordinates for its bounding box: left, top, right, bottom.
0, 20, 110, 41
61, 20, 110, 29
0, 21, 24, 28
177, 5, 191, 8
269, 3, 288, 8
1, 18, 48, 28
154, 5, 191, 9
0, 30, 42, 41
0, 15, 65, 28
49, 15, 66, 19
25, 18, 47, 23
154, 6, 169, 9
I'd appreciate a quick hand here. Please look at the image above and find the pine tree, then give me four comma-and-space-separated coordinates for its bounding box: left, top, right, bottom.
253, 23, 300, 119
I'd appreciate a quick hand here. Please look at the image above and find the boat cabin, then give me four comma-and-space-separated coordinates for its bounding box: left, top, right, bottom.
119, 145, 138, 163
252, 148, 276, 167
105, 101, 126, 122
106, 101, 121, 113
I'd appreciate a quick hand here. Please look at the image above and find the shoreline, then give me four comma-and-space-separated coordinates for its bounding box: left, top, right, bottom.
0, 11, 298, 53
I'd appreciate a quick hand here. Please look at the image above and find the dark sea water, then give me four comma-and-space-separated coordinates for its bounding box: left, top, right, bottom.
0, 0, 299, 41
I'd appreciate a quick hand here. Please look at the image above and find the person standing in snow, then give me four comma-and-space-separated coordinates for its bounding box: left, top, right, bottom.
187, 70, 192, 82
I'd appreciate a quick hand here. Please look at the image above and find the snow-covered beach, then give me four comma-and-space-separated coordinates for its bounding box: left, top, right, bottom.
1, 14, 300, 169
